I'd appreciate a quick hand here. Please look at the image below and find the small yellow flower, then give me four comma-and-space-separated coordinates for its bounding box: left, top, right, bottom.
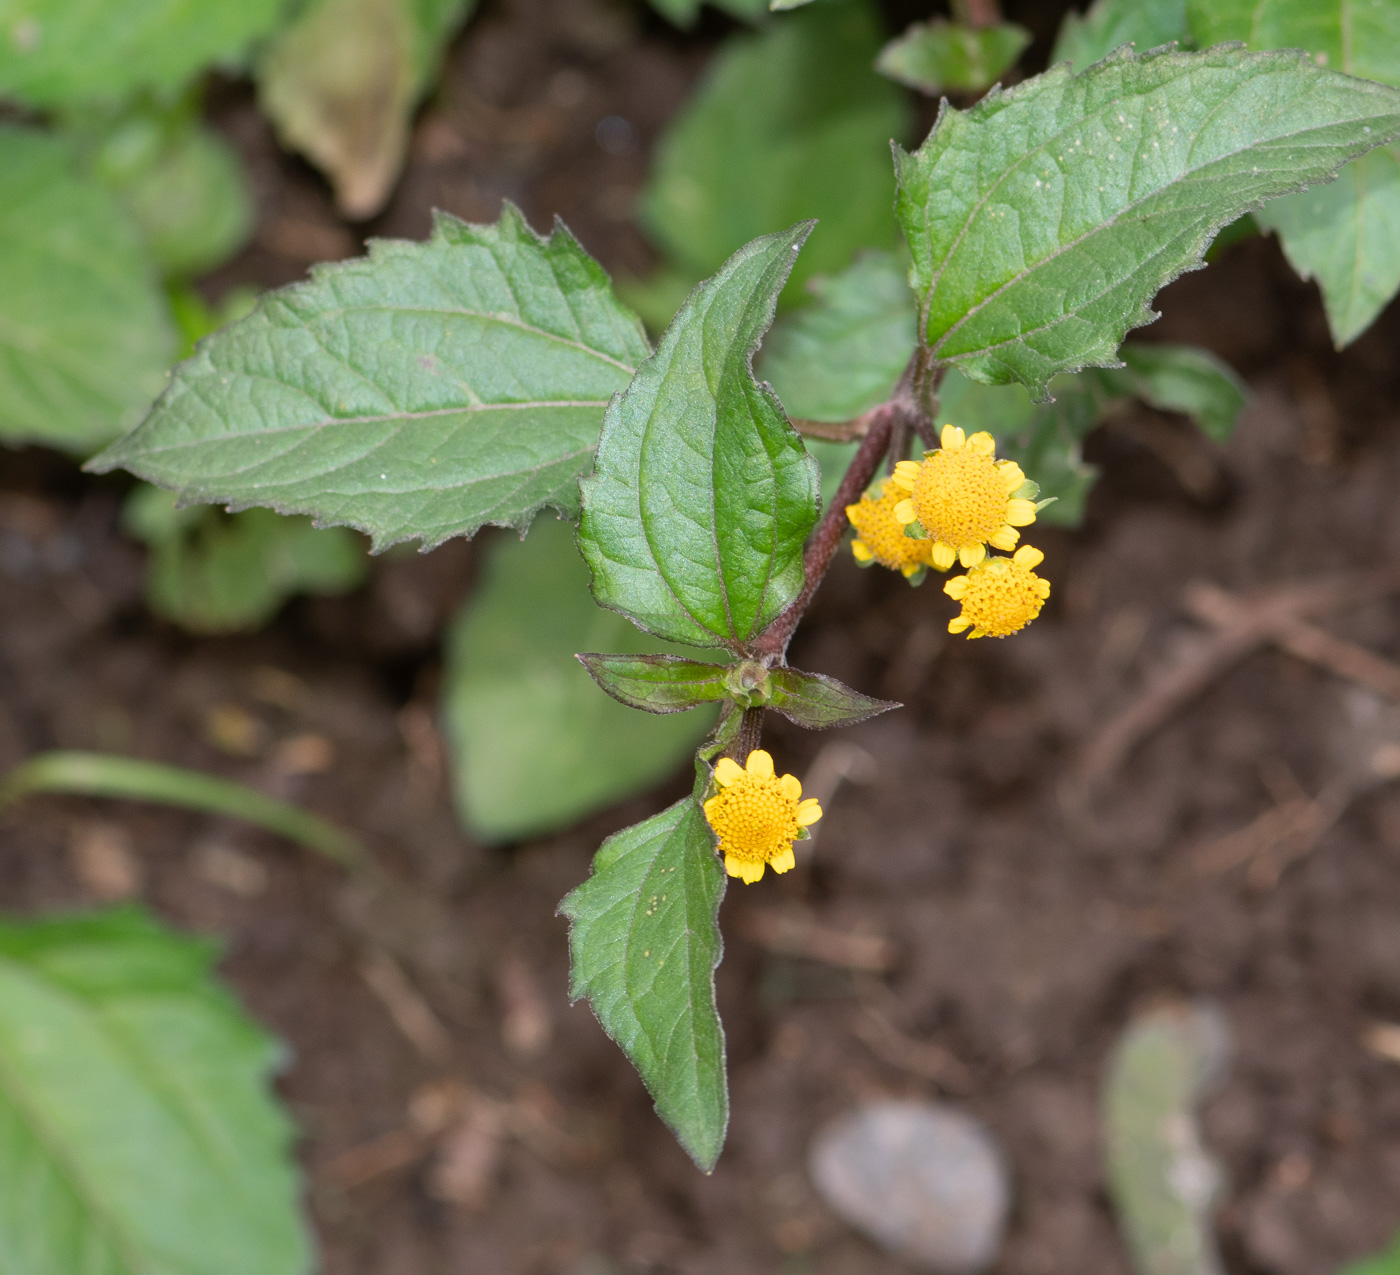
943, 545, 1051, 639
846, 479, 932, 579
703, 749, 822, 884
889, 424, 1037, 570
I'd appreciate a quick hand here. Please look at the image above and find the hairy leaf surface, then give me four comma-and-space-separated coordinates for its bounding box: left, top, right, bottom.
641, 0, 909, 303
577, 654, 734, 714
559, 790, 727, 1170
766, 669, 899, 729
0, 128, 174, 454
93, 205, 650, 550
1053, 0, 1190, 74
877, 18, 1030, 95
0, 0, 286, 107
0, 907, 309, 1275
896, 45, 1400, 397
759, 250, 917, 423
580, 226, 820, 650
443, 519, 714, 842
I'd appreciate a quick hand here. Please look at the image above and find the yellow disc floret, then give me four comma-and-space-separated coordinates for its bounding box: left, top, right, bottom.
943, 544, 1051, 639
889, 424, 1038, 570
703, 749, 822, 884
846, 479, 931, 578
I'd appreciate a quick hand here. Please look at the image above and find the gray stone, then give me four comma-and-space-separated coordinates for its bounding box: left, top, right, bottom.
809, 1100, 1009, 1272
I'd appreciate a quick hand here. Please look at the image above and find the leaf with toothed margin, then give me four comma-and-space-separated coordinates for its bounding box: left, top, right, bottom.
89, 203, 651, 551
578, 225, 821, 650
896, 44, 1400, 400
577, 654, 735, 714
558, 776, 727, 1171
765, 668, 899, 729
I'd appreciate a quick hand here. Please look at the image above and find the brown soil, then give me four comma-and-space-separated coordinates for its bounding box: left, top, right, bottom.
6, 1, 1400, 1272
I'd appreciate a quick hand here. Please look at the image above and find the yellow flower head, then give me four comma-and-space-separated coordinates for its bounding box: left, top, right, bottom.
703, 749, 822, 884
943, 544, 1051, 639
889, 424, 1038, 571
846, 479, 932, 579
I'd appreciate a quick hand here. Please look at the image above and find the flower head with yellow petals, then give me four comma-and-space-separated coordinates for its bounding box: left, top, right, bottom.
846, 479, 933, 581
703, 749, 822, 883
889, 424, 1039, 571
944, 544, 1051, 639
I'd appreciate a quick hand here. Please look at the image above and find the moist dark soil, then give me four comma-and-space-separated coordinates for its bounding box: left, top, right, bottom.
6, 1, 1400, 1271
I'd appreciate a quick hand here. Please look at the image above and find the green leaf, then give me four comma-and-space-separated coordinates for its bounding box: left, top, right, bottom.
645, 0, 768, 26
91, 204, 649, 551
579, 226, 820, 651
443, 519, 716, 843
1114, 342, 1247, 442
876, 19, 1031, 95
0, 751, 363, 866
759, 250, 917, 423
74, 106, 253, 279
1052, 0, 1190, 75
0, 0, 287, 108
765, 668, 898, 728
896, 45, 1400, 399
1186, 2, 1400, 347
122, 485, 367, 634
259, 0, 477, 219
0, 127, 175, 455
558, 788, 727, 1171
640, 0, 910, 304
0, 906, 310, 1275
577, 654, 734, 714
1341, 1232, 1400, 1275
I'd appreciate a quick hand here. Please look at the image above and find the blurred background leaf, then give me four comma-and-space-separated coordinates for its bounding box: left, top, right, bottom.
1052, 0, 1190, 74
0, 127, 174, 454
442, 518, 717, 843
876, 18, 1031, 95
0, 906, 311, 1275
258, 0, 478, 218
634, 0, 910, 321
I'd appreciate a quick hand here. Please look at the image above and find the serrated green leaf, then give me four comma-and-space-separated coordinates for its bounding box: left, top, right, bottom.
1186, 2, 1400, 347
0, 905, 311, 1275
259, 0, 477, 219
1255, 143, 1400, 345
76, 106, 253, 278
443, 519, 715, 842
577, 654, 734, 714
896, 45, 1400, 399
766, 668, 898, 728
0, 0, 287, 108
559, 789, 727, 1171
641, 0, 910, 305
91, 204, 649, 551
580, 226, 820, 651
0, 127, 174, 455
1115, 342, 1247, 441
122, 485, 366, 634
876, 19, 1031, 95
759, 250, 916, 423
1052, 0, 1190, 75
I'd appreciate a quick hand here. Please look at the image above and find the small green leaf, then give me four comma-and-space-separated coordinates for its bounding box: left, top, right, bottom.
766, 668, 898, 729
0, 906, 312, 1275
1052, 0, 1190, 75
577, 654, 734, 714
0, 751, 363, 866
559, 788, 728, 1171
759, 250, 917, 424
641, 0, 910, 304
443, 519, 715, 843
0, 0, 288, 108
259, 0, 478, 219
0, 127, 175, 455
123, 485, 367, 634
876, 19, 1031, 95
897, 45, 1400, 399
92, 204, 649, 551
579, 226, 820, 650
1114, 342, 1248, 442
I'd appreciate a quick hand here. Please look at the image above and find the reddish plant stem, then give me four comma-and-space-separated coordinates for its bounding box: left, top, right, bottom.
753, 402, 900, 660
